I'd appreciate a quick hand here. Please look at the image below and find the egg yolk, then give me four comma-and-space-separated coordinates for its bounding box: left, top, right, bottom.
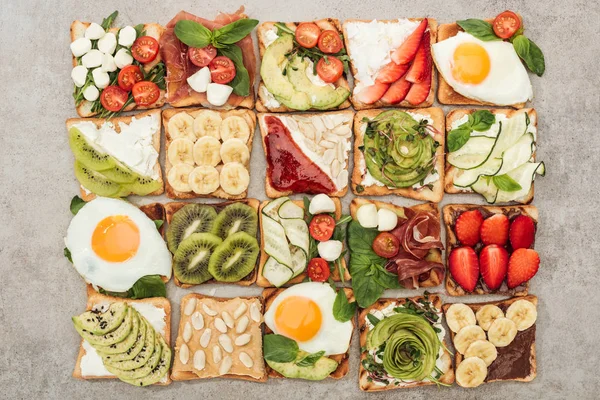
451, 42, 491, 84
92, 215, 140, 262
274, 296, 322, 342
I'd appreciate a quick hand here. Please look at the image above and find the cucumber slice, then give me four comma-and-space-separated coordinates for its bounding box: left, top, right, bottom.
493, 133, 535, 176
261, 214, 293, 267
471, 176, 499, 204
280, 218, 310, 256
278, 200, 305, 219
290, 246, 307, 278
262, 257, 293, 287
262, 197, 289, 222
447, 136, 497, 170
495, 162, 545, 204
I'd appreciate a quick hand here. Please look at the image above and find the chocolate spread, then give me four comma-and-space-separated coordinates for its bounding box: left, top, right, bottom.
487, 325, 536, 381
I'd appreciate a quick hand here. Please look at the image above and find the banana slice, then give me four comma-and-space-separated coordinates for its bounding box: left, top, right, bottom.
193, 136, 222, 167
454, 325, 486, 354
456, 357, 487, 388
220, 138, 250, 165
506, 300, 537, 331
476, 304, 505, 331
193, 110, 222, 139
446, 303, 477, 333
188, 166, 220, 195
168, 112, 196, 141
464, 340, 498, 366
220, 162, 249, 195
487, 317, 518, 347
220, 116, 250, 143
168, 163, 194, 192
168, 138, 195, 166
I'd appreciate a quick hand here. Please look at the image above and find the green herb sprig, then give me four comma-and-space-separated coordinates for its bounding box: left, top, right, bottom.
447, 110, 496, 152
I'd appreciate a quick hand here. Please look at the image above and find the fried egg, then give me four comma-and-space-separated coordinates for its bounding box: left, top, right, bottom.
264, 282, 353, 355
432, 32, 533, 105
66, 197, 171, 292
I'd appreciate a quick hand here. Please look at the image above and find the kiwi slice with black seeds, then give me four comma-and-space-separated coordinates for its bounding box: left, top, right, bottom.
167, 204, 218, 253
211, 202, 258, 239
208, 232, 259, 282
69, 127, 115, 171
125, 175, 161, 196
173, 232, 223, 284
74, 161, 122, 197
101, 160, 137, 184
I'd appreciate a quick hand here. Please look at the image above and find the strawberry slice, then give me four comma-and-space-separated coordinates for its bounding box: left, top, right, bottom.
405, 68, 431, 105
480, 214, 509, 246
509, 215, 536, 250
479, 245, 509, 290
449, 246, 480, 292
376, 62, 409, 84
507, 248, 540, 288
355, 82, 390, 105
406, 31, 432, 83
391, 18, 428, 65
381, 76, 411, 104
454, 209, 484, 247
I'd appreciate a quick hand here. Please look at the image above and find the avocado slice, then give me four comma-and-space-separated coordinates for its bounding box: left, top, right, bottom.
105, 336, 162, 379
123, 336, 172, 386
74, 306, 134, 346
72, 302, 128, 335
98, 318, 147, 362
104, 320, 156, 370
95, 311, 140, 356
266, 351, 338, 380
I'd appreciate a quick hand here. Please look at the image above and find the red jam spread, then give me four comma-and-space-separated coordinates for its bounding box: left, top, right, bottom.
264, 116, 336, 194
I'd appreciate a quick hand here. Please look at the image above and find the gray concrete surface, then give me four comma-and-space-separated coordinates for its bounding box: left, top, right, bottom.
1, 0, 599, 398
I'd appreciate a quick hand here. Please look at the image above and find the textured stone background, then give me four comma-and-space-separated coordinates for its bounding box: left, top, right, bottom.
1, 0, 599, 399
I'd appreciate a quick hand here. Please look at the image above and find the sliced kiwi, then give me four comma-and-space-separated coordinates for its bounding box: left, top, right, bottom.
208, 232, 259, 282
74, 161, 122, 197
211, 202, 258, 240
69, 127, 115, 171
173, 233, 223, 284
101, 160, 137, 184
125, 175, 161, 196
166, 204, 218, 253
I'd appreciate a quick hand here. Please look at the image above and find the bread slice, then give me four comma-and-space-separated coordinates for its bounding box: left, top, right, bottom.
262, 287, 354, 379
435, 21, 526, 108
349, 199, 443, 288
255, 19, 352, 113
351, 107, 445, 202
444, 108, 537, 204
342, 18, 437, 110
164, 199, 260, 287
70, 21, 166, 117
72, 288, 172, 385
443, 203, 538, 296
358, 294, 454, 391
257, 111, 354, 198
171, 293, 267, 382
162, 108, 256, 200
66, 109, 164, 200
442, 295, 538, 384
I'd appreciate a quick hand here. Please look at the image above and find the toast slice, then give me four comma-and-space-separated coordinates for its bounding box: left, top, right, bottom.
257, 111, 354, 198
70, 21, 166, 117
257, 198, 350, 287
444, 108, 538, 204
162, 108, 256, 200
262, 287, 354, 379
443, 204, 538, 296
351, 107, 445, 202
358, 294, 454, 391
164, 199, 260, 287
255, 19, 352, 112
72, 288, 172, 385
342, 18, 437, 110
442, 295, 538, 384
171, 293, 267, 382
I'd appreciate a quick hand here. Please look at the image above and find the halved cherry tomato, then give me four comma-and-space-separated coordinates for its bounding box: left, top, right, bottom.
188, 45, 217, 67
132, 81, 160, 106
309, 214, 335, 242
318, 30, 343, 54
307, 258, 330, 282
372, 232, 400, 258
131, 36, 159, 64
209, 56, 236, 84
316, 56, 344, 83
295, 22, 321, 49
100, 85, 128, 112
117, 65, 143, 91
492, 10, 521, 39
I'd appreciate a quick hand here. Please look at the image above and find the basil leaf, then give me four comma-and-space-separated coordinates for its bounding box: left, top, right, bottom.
457, 19, 500, 42
154, 220, 164, 230
366, 313, 380, 327
263, 334, 299, 362
218, 45, 250, 97
129, 275, 167, 299
296, 351, 325, 367
213, 19, 259, 46
469, 110, 496, 131
447, 127, 472, 152
64, 247, 72, 263
333, 289, 357, 322
493, 174, 522, 192
513, 35, 545, 77
101, 11, 118, 30
175, 20, 213, 48
70, 195, 86, 215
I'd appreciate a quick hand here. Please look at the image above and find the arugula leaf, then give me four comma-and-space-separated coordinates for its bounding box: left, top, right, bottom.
70, 195, 86, 215
333, 289, 357, 322
366, 313, 380, 327
447, 110, 496, 152
457, 19, 500, 42
263, 334, 299, 362
129, 275, 167, 299
154, 220, 164, 230
493, 174, 522, 192
64, 247, 72, 263
101, 11, 119, 30
296, 351, 325, 367
134, 24, 146, 39
213, 19, 259, 46
513, 35, 545, 77
447, 127, 471, 153
174, 20, 213, 48
218, 45, 250, 97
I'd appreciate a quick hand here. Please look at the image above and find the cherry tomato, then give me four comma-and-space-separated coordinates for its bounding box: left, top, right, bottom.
309, 214, 335, 242
372, 232, 400, 258
295, 22, 321, 49
317, 30, 343, 54
131, 36, 159, 64
100, 85, 128, 112
209, 56, 236, 84
188, 45, 217, 67
307, 258, 331, 282
492, 10, 521, 39
132, 81, 160, 106
117, 65, 143, 91
316, 56, 344, 83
